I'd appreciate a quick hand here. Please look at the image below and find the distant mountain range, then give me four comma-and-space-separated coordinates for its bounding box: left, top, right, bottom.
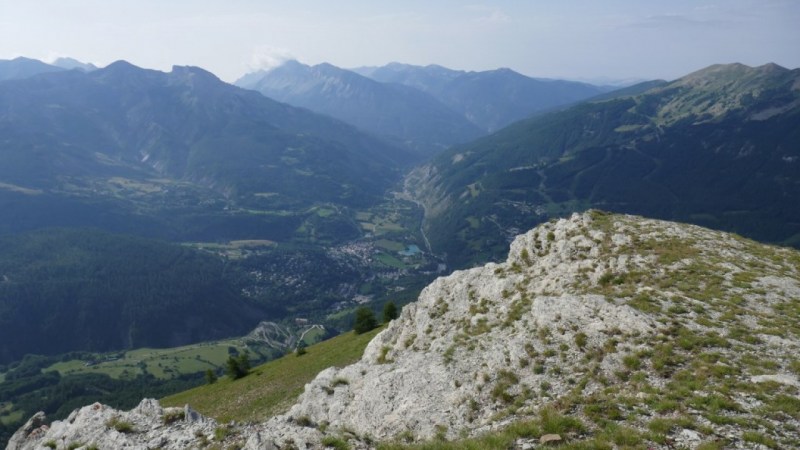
0, 59, 411, 240
0, 57, 64, 81
237, 61, 611, 155
236, 60, 483, 156
410, 62, 800, 265
51, 57, 98, 72
0, 58, 422, 362
2, 57, 800, 448
0, 56, 96, 82
1, 56, 798, 378
354, 62, 612, 131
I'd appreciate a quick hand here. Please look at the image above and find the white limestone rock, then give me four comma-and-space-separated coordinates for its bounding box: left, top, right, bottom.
13, 211, 800, 449
7, 399, 219, 450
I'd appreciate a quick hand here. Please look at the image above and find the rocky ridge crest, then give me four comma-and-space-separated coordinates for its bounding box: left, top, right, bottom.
10, 212, 800, 449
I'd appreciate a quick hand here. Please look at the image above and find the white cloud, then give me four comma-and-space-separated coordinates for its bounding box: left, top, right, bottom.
248, 45, 295, 71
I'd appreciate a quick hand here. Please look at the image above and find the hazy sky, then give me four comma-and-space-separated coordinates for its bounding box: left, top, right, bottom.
1, 0, 798, 83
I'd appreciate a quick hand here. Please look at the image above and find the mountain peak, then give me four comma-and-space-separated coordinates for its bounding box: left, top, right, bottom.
102, 59, 141, 73
655, 61, 800, 122
51, 57, 98, 72
0, 56, 64, 81
9, 56, 42, 63
170, 65, 221, 82
677, 62, 791, 86
756, 61, 789, 74
276, 59, 307, 71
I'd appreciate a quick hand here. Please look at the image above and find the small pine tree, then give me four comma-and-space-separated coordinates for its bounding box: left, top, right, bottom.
296, 341, 307, 356
383, 301, 398, 323
226, 356, 240, 379
205, 368, 217, 384
237, 351, 251, 373
226, 352, 250, 380
353, 307, 377, 334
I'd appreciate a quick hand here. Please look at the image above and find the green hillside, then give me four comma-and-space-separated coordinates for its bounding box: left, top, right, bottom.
161, 326, 383, 423
413, 63, 800, 267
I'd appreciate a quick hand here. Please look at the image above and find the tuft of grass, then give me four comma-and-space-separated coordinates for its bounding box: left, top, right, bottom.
574, 332, 588, 350
295, 415, 314, 427
162, 409, 185, 425
377, 346, 393, 364
742, 431, 778, 449
331, 377, 350, 387
490, 370, 520, 404
696, 441, 726, 450
761, 394, 800, 419
322, 435, 351, 450
162, 326, 384, 423
622, 354, 642, 370
538, 406, 585, 435
106, 416, 134, 433
214, 425, 234, 441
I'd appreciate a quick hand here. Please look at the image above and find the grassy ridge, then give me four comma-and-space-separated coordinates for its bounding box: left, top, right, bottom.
161, 327, 383, 423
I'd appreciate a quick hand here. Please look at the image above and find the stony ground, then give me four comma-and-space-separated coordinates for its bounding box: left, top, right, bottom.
9, 211, 800, 449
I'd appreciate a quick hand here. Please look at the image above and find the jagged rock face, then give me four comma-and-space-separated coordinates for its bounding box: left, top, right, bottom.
271, 214, 658, 441
12, 212, 800, 449
7, 399, 221, 450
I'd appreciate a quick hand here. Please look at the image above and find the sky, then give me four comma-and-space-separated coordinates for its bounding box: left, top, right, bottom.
0, 0, 798, 84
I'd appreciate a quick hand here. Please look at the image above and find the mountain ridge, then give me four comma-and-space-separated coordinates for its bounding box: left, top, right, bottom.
235, 60, 483, 156
355, 61, 612, 131
9, 211, 800, 449
410, 62, 800, 266
0, 57, 65, 81
0, 59, 413, 240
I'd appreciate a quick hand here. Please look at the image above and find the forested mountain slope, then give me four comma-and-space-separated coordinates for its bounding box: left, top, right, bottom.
410, 63, 800, 266
0, 60, 411, 239
0, 229, 273, 364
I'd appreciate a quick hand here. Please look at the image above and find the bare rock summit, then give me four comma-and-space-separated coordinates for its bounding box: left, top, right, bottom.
10, 211, 800, 449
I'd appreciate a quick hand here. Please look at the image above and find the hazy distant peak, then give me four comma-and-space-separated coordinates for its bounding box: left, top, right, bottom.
665, 62, 799, 103
678, 62, 789, 84
9, 56, 43, 63
0, 56, 64, 81
756, 62, 789, 74
423, 63, 451, 71
170, 65, 221, 81
384, 61, 413, 70
478, 67, 524, 78
277, 59, 307, 71
51, 57, 98, 72
313, 62, 338, 71
103, 59, 140, 72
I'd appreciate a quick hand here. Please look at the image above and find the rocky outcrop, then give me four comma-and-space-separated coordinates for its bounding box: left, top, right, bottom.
11, 212, 800, 449
6, 399, 224, 450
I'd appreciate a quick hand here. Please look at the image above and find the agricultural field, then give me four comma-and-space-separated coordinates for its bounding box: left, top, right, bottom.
45, 341, 252, 381
0, 402, 22, 426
